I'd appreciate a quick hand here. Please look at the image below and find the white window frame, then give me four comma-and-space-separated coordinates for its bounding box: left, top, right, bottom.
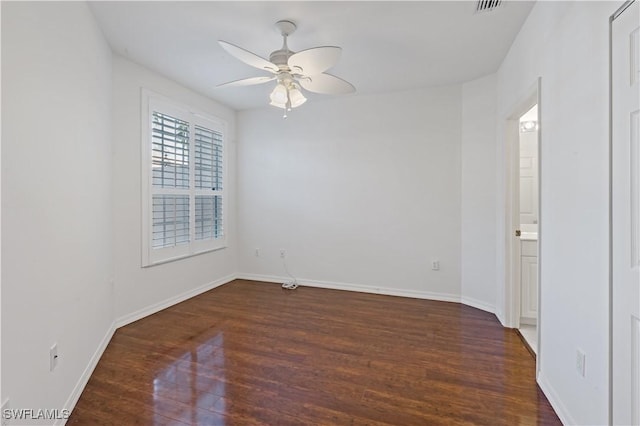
141, 89, 227, 267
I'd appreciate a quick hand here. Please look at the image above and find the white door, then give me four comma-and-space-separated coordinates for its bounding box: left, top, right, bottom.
612, 1, 640, 424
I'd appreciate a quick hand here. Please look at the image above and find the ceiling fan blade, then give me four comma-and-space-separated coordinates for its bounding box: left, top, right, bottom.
217, 76, 276, 88
218, 41, 278, 73
299, 73, 355, 95
288, 46, 341, 75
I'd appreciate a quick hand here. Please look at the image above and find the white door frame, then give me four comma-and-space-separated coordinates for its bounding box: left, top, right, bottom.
610, 1, 639, 424
503, 78, 542, 375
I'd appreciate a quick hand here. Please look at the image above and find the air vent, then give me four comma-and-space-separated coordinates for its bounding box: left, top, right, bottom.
476, 0, 503, 13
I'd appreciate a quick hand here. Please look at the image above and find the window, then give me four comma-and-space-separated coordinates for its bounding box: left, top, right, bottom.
142, 92, 226, 266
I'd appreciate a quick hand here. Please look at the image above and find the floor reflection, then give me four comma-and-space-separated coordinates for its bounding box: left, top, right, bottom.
153, 333, 227, 424
68, 281, 561, 425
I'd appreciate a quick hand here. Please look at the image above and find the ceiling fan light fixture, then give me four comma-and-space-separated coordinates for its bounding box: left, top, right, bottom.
269, 82, 306, 115
218, 19, 355, 118
269, 83, 288, 106
288, 86, 307, 108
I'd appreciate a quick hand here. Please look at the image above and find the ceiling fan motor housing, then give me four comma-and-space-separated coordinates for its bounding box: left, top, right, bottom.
270, 20, 298, 71
269, 49, 293, 70
275, 20, 297, 37
216, 17, 355, 112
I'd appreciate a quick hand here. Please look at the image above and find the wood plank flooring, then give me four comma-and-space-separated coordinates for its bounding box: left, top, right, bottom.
69, 280, 561, 425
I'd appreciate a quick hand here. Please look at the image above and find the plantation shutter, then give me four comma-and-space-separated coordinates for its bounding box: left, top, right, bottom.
143, 94, 226, 266
194, 125, 224, 241
152, 112, 190, 189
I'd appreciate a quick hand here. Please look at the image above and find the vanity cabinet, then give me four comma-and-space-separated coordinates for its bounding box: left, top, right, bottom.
521, 240, 538, 323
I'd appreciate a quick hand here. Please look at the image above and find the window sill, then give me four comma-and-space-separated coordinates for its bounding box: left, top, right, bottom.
142, 245, 228, 268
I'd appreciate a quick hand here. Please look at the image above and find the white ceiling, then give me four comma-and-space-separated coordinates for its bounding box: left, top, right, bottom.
89, 1, 534, 111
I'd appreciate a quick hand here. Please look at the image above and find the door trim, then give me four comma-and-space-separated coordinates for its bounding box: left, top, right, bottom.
504, 78, 542, 376
609, 2, 637, 424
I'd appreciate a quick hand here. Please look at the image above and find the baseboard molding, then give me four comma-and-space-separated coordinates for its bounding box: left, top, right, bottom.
236, 273, 285, 285
520, 317, 537, 326
537, 371, 573, 426
58, 274, 238, 424
116, 273, 237, 328
54, 273, 515, 426
59, 321, 116, 426
237, 273, 463, 305
460, 296, 495, 315
495, 309, 507, 327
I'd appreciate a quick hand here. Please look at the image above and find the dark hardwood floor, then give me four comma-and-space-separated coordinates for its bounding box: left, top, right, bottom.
69, 280, 561, 425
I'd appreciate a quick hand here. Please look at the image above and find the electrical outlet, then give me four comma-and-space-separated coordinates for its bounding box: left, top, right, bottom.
2, 399, 10, 426
431, 260, 440, 271
576, 349, 586, 377
280, 249, 286, 258
50, 343, 58, 372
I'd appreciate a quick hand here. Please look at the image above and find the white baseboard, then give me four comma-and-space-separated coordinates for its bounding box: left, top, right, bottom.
237, 273, 463, 305
495, 308, 507, 327
54, 273, 514, 426
460, 296, 495, 315
57, 274, 237, 424
537, 371, 572, 426
59, 321, 116, 426
116, 273, 237, 328
236, 273, 285, 285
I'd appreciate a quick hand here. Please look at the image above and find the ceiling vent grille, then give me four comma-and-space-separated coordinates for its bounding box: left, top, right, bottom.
476, 0, 503, 13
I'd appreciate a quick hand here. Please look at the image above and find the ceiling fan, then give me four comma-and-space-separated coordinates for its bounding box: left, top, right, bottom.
217, 20, 356, 118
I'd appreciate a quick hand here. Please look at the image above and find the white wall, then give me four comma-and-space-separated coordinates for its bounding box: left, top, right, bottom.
2, 3, 618, 424
2, 0, 114, 415
112, 57, 238, 324
237, 86, 462, 300
461, 74, 498, 313
496, 1, 618, 424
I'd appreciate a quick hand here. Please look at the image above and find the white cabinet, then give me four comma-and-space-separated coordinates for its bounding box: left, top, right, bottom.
520, 240, 538, 323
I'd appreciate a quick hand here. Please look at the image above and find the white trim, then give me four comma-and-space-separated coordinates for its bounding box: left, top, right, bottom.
141, 89, 152, 267
115, 273, 237, 328
58, 322, 116, 425
502, 79, 543, 380
503, 81, 540, 329
535, 78, 543, 379
237, 273, 489, 309
140, 88, 228, 267
141, 244, 228, 268
495, 311, 507, 327
60, 274, 237, 421
57, 274, 515, 425
538, 371, 573, 426
460, 296, 496, 315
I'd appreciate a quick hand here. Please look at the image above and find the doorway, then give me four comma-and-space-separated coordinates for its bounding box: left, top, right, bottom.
504, 80, 541, 368
517, 104, 539, 353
